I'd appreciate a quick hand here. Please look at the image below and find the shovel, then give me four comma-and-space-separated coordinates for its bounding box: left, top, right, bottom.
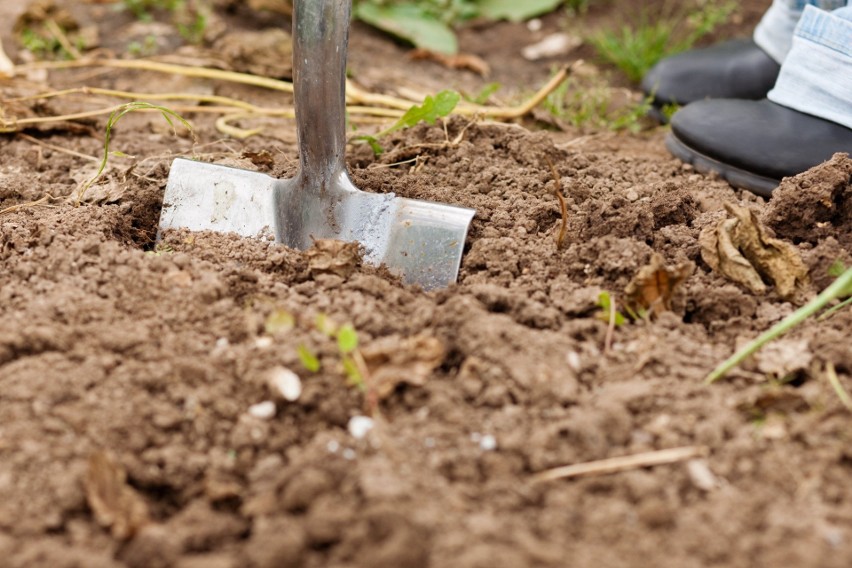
158, 0, 475, 290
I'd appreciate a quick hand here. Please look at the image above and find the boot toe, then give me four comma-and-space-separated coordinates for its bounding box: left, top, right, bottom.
668, 99, 852, 196
643, 39, 780, 115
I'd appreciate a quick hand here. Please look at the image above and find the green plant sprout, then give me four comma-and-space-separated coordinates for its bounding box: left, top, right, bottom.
355, 89, 460, 155
464, 82, 501, 105
337, 324, 365, 390
596, 291, 626, 326
543, 74, 653, 133
78, 101, 193, 203
298, 344, 321, 372
305, 315, 366, 390
706, 266, 852, 384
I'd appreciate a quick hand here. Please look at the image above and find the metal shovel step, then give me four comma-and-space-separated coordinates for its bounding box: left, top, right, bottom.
158, 0, 475, 290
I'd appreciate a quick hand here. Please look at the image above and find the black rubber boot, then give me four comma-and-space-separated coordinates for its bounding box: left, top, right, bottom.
667, 99, 852, 197
643, 39, 780, 122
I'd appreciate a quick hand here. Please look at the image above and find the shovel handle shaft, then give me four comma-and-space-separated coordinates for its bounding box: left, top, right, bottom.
292, 0, 351, 187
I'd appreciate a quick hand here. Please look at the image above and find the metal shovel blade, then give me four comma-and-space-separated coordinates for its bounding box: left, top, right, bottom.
157, 0, 475, 290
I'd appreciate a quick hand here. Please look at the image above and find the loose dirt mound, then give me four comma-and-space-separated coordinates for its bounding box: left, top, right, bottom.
2, 112, 851, 566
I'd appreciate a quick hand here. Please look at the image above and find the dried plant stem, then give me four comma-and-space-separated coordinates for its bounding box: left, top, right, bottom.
706, 267, 852, 384
45, 19, 82, 60
17, 133, 100, 162
12, 57, 572, 127
824, 361, 852, 411
544, 156, 568, 249
0, 194, 58, 216
533, 446, 708, 482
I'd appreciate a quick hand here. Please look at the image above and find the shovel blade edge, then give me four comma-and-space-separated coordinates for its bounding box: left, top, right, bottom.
381, 197, 475, 291
159, 158, 278, 240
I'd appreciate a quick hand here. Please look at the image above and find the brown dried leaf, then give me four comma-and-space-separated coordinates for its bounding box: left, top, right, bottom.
306, 239, 362, 279
85, 451, 151, 540
409, 49, 491, 76
361, 334, 445, 399
624, 253, 694, 316
699, 203, 809, 299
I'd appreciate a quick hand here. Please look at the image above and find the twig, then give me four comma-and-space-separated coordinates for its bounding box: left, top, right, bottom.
477, 63, 577, 119
45, 19, 82, 60
706, 267, 852, 384
0, 194, 59, 216
824, 361, 852, 411
544, 156, 568, 249
17, 132, 100, 162
532, 446, 708, 482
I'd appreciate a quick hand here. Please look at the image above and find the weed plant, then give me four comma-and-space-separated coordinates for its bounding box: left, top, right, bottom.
543, 73, 652, 133
589, 0, 736, 82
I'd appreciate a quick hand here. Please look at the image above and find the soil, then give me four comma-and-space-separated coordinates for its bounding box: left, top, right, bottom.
2, 1, 852, 567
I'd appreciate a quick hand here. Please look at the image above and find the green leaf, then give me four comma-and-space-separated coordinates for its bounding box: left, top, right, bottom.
465, 82, 501, 105
264, 309, 295, 335
596, 291, 625, 326
354, 3, 458, 54
297, 345, 321, 373
337, 324, 359, 354
354, 134, 384, 156
357, 90, 460, 156
342, 356, 365, 390
477, 0, 563, 22
396, 90, 460, 130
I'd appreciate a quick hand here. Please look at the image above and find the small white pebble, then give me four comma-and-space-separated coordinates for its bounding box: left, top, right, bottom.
566, 351, 581, 372
479, 435, 497, 451
522, 33, 581, 61
342, 448, 356, 460
527, 18, 543, 32
625, 189, 640, 202
686, 459, 718, 491
254, 336, 273, 349
326, 440, 340, 453
267, 367, 302, 402
248, 400, 276, 420
348, 416, 375, 440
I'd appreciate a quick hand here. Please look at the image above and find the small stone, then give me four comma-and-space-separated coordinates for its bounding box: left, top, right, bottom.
254, 336, 273, 349
248, 401, 276, 420
342, 448, 356, 460
625, 189, 639, 201
686, 459, 718, 491
267, 367, 302, 401
479, 435, 497, 451
522, 33, 581, 61
566, 351, 581, 372
527, 18, 542, 32
348, 416, 375, 439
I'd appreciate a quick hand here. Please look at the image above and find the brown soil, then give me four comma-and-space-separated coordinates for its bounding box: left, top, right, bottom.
2, 1, 852, 567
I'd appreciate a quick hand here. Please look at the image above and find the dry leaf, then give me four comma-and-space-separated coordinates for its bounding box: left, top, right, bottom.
306, 239, 362, 278
409, 49, 491, 76
699, 203, 809, 299
624, 253, 694, 316
85, 451, 151, 540
361, 334, 445, 399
